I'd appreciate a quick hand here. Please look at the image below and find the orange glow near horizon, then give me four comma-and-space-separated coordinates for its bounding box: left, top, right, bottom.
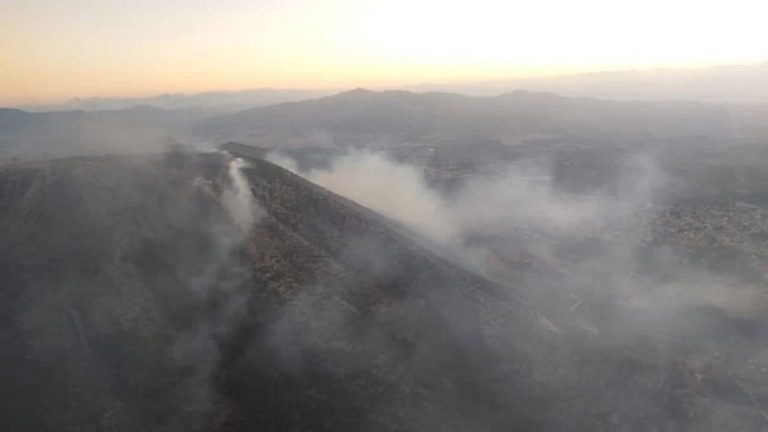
2, 0, 768, 105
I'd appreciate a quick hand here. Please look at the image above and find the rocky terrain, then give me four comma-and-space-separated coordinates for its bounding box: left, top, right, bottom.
231, 154, 766, 430
0, 149, 765, 431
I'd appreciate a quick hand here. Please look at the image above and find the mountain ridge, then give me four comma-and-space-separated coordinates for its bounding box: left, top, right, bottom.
0, 151, 765, 430
198, 89, 766, 150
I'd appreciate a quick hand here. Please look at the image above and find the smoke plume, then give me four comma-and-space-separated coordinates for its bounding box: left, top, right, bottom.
266, 148, 762, 334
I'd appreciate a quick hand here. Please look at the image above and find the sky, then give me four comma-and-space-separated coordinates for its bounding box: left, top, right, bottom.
2, 0, 767, 105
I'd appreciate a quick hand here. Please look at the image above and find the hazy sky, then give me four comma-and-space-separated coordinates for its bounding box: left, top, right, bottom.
2, 0, 767, 105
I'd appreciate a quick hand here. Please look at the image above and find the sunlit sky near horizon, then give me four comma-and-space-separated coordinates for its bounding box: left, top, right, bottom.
2, 0, 767, 105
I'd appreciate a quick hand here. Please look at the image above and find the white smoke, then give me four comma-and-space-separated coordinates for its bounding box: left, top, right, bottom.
452, 155, 661, 238
270, 150, 459, 243
265, 152, 300, 174
265, 148, 765, 319
169, 152, 262, 428
222, 157, 259, 234
266, 150, 659, 246
258, 147, 768, 429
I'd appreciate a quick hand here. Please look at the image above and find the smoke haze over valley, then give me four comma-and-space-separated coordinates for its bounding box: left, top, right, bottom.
2, 0, 768, 429
1, 79, 768, 430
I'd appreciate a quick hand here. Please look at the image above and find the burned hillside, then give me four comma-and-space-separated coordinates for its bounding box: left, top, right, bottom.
0, 149, 765, 431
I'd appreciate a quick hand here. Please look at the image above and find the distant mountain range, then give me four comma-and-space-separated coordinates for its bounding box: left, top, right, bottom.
14, 62, 768, 115
405, 62, 768, 103
16, 89, 332, 114
3, 87, 768, 159
0, 106, 206, 158
198, 88, 768, 149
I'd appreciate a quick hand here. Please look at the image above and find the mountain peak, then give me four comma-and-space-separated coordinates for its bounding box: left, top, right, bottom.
336, 87, 375, 97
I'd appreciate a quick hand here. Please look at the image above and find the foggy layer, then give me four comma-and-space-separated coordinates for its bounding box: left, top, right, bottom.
267, 148, 767, 332
254, 147, 768, 430
2, 143, 765, 430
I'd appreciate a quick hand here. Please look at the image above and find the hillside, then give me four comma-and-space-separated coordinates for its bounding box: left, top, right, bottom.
1, 151, 764, 430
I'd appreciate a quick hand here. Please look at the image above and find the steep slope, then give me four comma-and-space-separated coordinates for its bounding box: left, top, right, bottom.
0, 151, 257, 431
0, 152, 765, 431
221, 158, 554, 431
222, 155, 768, 431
